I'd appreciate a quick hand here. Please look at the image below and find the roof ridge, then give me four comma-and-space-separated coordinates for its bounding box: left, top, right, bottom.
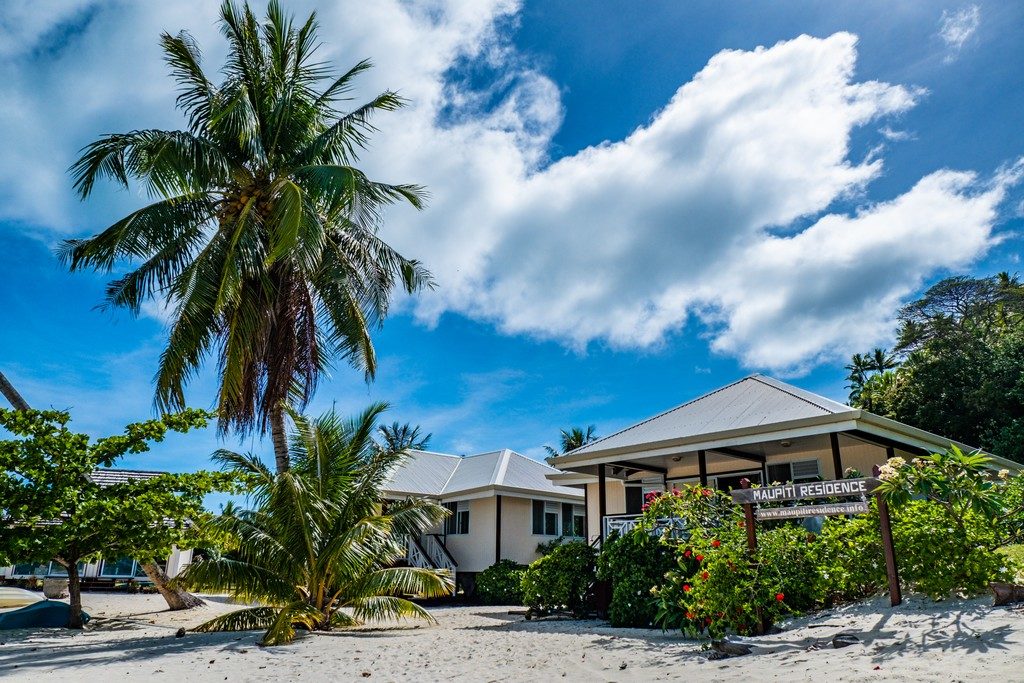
563, 374, 758, 456
492, 449, 513, 486
749, 375, 847, 414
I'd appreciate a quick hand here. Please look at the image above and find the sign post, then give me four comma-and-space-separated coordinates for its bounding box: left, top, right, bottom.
730, 476, 902, 607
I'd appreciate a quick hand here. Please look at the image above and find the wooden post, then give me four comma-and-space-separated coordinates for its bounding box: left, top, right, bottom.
598, 464, 607, 542
495, 494, 502, 564
698, 450, 708, 487
875, 492, 902, 607
830, 432, 844, 479
739, 478, 757, 552
739, 477, 762, 633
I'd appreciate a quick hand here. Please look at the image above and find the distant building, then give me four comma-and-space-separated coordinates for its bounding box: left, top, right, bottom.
0, 469, 192, 584
384, 448, 584, 592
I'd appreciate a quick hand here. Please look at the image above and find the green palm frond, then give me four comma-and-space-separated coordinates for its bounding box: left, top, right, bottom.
348, 595, 437, 625
63, 1, 431, 459
185, 402, 446, 645
193, 606, 280, 633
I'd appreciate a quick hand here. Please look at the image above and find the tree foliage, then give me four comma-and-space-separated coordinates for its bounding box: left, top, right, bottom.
847, 273, 1024, 463
0, 408, 235, 628
61, 1, 431, 473
543, 425, 598, 458
178, 403, 452, 645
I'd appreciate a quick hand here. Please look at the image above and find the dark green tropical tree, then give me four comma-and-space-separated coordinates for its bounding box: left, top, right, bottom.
178, 403, 451, 645
61, 1, 430, 473
544, 425, 598, 458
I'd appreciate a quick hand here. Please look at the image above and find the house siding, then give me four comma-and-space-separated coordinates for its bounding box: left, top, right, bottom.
441, 497, 496, 573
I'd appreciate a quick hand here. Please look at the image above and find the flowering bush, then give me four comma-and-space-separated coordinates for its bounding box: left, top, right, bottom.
639, 485, 819, 637
521, 540, 596, 617
476, 560, 526, 605
875, 445, 1023, 596
596, 528, 676, 627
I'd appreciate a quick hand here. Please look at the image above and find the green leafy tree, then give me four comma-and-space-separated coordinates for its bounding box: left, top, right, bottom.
178, 403, 451, 645
848, 273, 1024, 463
0, 408, 236, 628
61, 1, 431, 474
543, 425, 598, 458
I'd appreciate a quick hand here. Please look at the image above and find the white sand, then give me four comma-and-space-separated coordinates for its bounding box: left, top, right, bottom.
0, 592, 1021, 681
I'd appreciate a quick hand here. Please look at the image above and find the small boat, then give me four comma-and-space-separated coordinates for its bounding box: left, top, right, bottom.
0, 587, 44, 609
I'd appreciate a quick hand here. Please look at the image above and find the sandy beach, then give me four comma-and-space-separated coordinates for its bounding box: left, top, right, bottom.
0, 592, 1020, 681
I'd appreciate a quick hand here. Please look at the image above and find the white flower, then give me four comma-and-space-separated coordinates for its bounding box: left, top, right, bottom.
886, 456, 906, 468
878, 464, 897, 481
998, 469, 1010, 480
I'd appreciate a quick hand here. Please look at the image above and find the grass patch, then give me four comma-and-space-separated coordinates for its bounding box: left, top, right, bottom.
998, 545, 1024, 581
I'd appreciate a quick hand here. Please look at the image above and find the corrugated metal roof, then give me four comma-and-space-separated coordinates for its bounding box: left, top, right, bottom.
384, 448, 582, 499
380, 450, 461, 496
87, 469, 167, 486
566, 374, 854, 456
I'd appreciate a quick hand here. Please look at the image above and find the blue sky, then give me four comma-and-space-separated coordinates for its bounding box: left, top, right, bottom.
1, 1, 1022, 486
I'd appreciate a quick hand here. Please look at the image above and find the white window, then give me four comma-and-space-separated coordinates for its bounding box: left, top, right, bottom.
445, 501, 469, 535
767, 459, 821, 484
570, 504, 585, 537
100, 557, 137, 577
533, 500, 564, 536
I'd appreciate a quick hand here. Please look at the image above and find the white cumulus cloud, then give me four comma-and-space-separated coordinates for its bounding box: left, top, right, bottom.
0, 2, 1018, 376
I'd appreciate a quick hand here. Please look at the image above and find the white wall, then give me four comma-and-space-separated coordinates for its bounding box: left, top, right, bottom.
441, 497, 496, 573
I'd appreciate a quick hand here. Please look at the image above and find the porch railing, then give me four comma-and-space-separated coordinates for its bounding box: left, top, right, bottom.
406, 534, 456, 591
602, 514, 689, 541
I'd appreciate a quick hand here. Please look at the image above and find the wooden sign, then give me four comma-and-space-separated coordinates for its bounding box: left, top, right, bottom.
731, 474, 901, 609
755, 501, 868, 520
730, 477, 880, 505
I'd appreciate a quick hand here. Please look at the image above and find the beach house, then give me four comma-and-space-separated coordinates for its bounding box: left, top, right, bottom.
384, 448, 584, 592
545, 374, 1022, 542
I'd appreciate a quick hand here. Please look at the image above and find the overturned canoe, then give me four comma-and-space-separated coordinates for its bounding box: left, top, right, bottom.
0, 587, 44, 609
0, 600, 90, 629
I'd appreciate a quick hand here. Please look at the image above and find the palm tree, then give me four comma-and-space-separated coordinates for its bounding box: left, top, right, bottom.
60, 1, 430, 473
177, 403, 451, 645
869, 348, 898, 374
844, 353, 872, 405
544, 425, 598, 458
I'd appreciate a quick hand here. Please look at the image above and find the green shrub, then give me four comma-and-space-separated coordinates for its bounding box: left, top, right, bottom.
814, 512, 886, 603
597, 530, 676, 627
521, 540, 596, 617
476, 560, 526, 605
891, 500, 1014, 598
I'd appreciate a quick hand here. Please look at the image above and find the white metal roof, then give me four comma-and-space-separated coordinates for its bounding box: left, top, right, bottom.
565, 374, 853, 457
382, 448, 582, 500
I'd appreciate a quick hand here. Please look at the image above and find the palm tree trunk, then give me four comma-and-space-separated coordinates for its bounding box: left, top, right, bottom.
270, 406, 289, 474
140, 560, 204, 610
61, 558, 84, 629
0, 369, 29, 410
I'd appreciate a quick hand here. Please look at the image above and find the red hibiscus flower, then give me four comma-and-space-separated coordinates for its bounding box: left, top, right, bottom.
776, 593, 785, 602
683, 584, 692, 593
695, 554, 704, 562
711, 539, 721, 548
701, 571, 709, 580
686, 611, 695, 620
683, 549, 692, 559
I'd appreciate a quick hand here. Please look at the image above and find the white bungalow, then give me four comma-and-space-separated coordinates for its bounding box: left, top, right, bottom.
384, 448, 585, 591
0, 469, 193, 584
545, 374, 1022, 542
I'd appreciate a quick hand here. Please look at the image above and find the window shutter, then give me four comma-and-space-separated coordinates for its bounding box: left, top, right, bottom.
561, 503, 573, 535
532, 500, 543, 534
792, 459, 821, 480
